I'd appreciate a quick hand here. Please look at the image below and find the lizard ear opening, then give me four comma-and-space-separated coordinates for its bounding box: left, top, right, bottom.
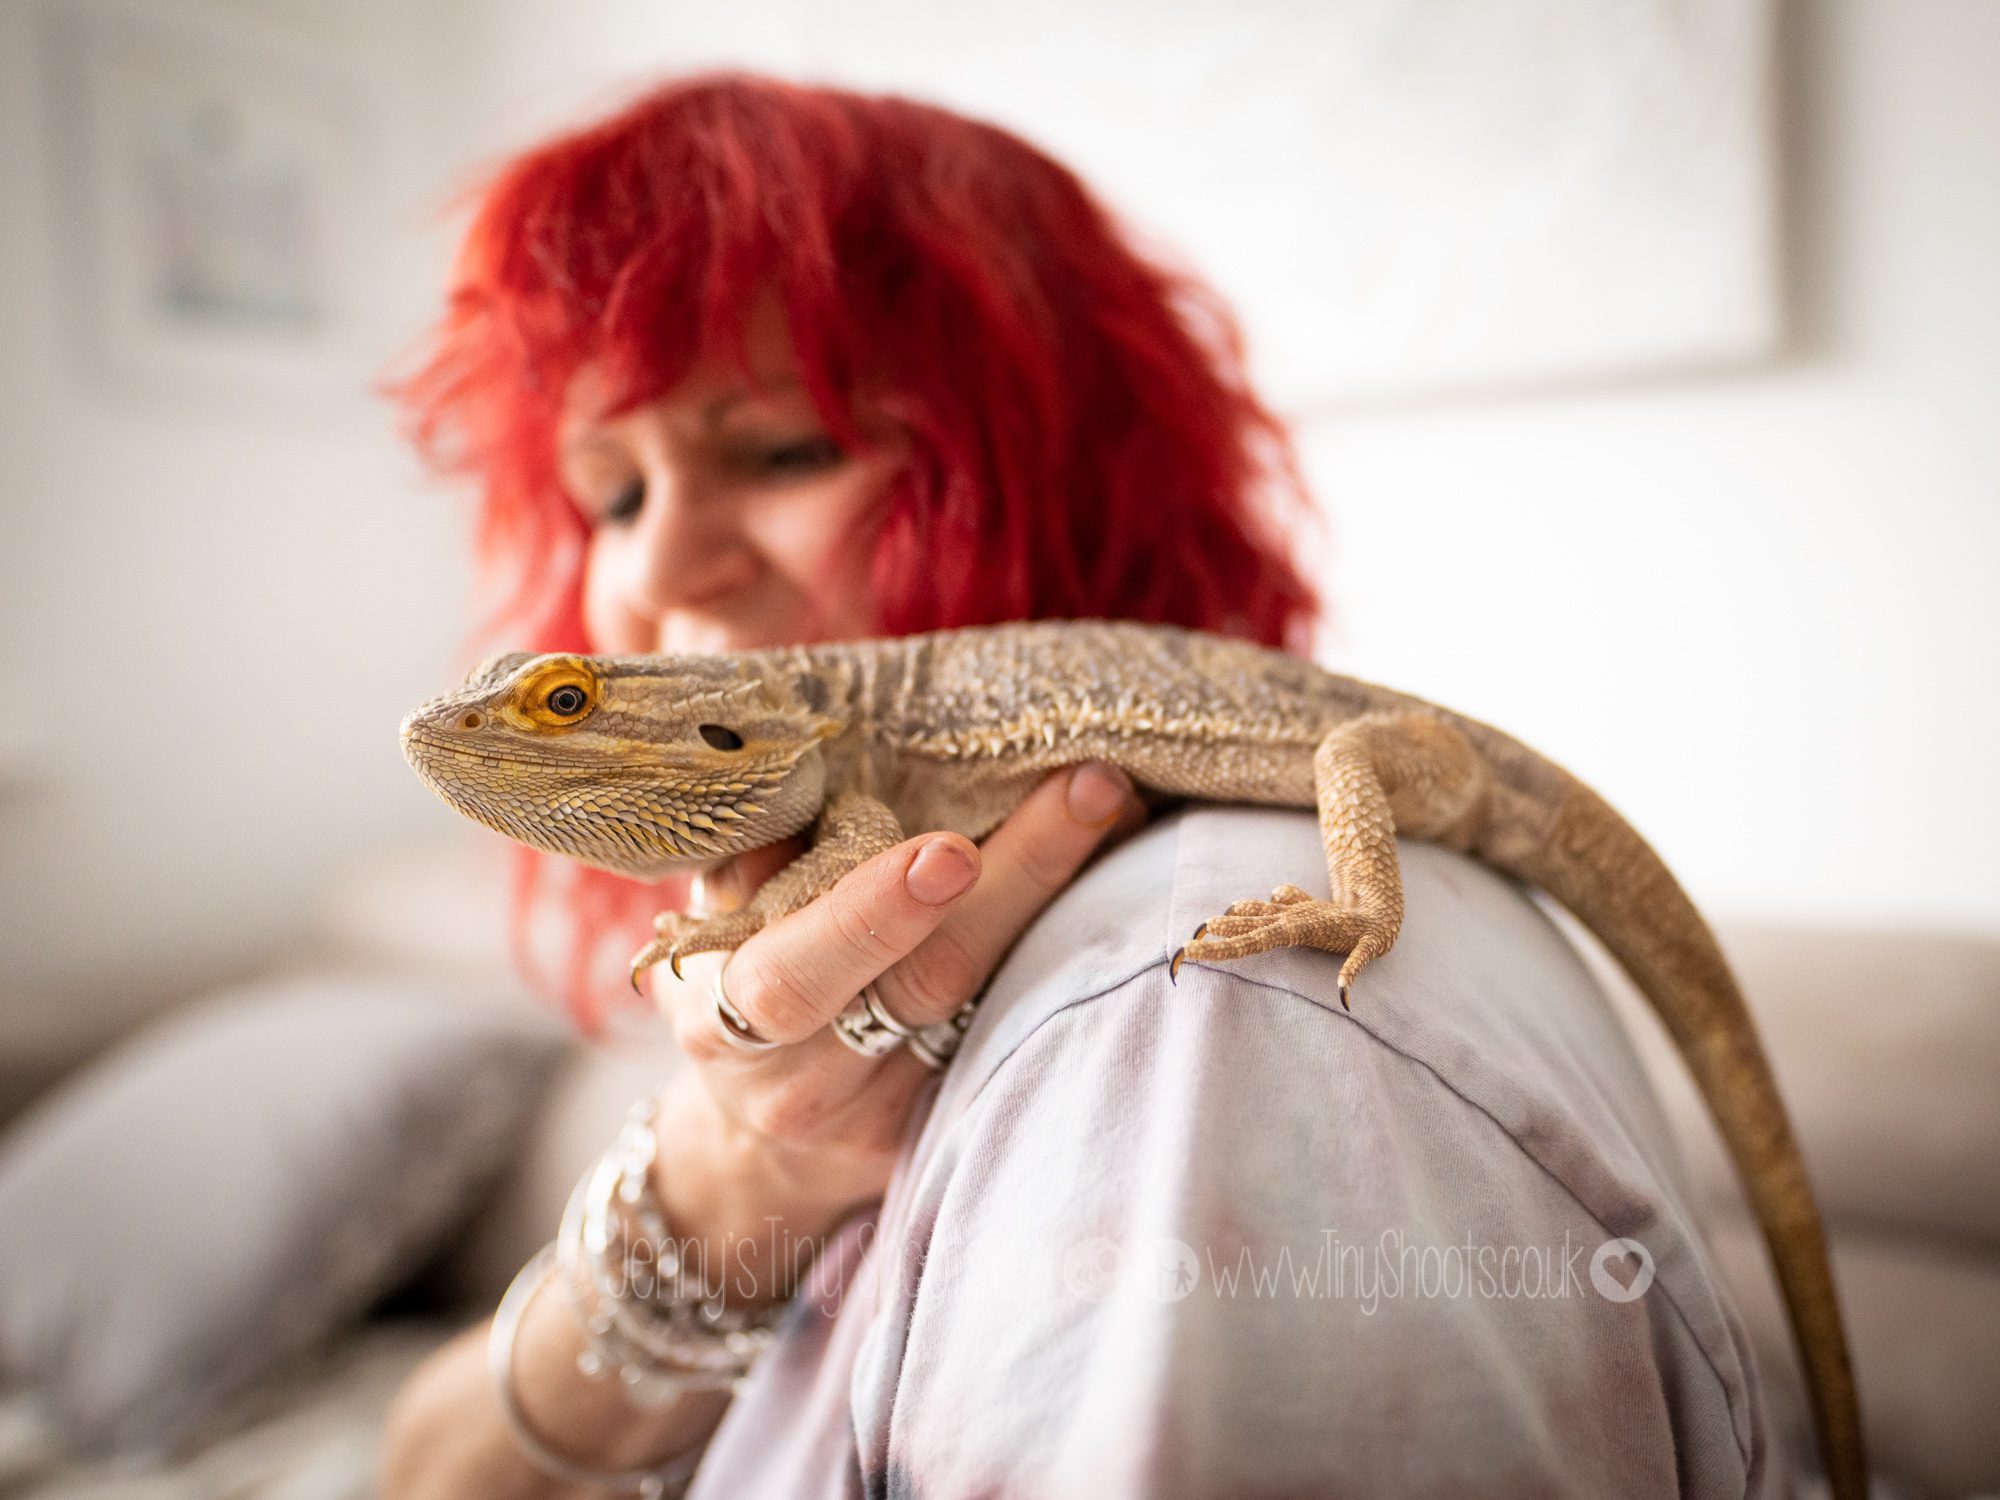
699, 724, 746, 751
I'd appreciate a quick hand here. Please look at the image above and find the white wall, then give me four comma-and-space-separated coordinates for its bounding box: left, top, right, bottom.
2, 0, 1993, 1063
0, 0, 482, 1049
1299, 0, 2000, 933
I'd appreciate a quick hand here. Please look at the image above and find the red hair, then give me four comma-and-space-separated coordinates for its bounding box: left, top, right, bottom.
392, 73, 1321, 1033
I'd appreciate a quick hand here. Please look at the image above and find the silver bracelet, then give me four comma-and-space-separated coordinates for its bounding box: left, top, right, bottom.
555, 1096, 787, 1396
487, 1243, 703, 1500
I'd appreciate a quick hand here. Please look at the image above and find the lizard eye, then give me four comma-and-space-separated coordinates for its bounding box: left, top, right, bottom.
699, 724, 744, 751
516, 656, 599, 726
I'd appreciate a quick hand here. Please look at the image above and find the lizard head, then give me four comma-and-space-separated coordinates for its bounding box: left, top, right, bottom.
399, 650, 842, 878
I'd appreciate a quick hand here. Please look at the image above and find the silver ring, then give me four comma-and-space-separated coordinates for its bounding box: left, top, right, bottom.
710, 969, 781, 1051
905, 998, 980, 1071
864, 984, 921, 1038
831, 991, 904, 1058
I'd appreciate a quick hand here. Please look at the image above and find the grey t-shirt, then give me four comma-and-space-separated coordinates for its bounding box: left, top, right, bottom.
687, 807, 1791, 1498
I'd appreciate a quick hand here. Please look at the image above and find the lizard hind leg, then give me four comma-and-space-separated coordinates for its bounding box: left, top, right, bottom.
1170, 712, 1489, 1007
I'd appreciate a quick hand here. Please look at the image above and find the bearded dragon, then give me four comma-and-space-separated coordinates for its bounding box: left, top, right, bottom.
399, 618, 1864, 1497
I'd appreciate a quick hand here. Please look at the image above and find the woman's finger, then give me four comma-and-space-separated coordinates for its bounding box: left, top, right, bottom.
869, 763, 1142, 1028
697, 833, 982, 1048
645, 767, 1143, 1155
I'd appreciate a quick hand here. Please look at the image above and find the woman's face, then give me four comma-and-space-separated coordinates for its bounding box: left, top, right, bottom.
559, 310, 901, 656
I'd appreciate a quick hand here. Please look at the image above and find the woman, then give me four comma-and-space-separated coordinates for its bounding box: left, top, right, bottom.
382, 74, 1786, 1499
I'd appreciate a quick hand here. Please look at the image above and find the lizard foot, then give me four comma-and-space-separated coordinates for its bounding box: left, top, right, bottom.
628, 909, 769, 993
1169, 888, 1393, 1010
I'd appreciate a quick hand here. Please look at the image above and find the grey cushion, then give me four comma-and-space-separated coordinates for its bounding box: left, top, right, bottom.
1594, 921, 2000, 1495
0, 972, 566, 1458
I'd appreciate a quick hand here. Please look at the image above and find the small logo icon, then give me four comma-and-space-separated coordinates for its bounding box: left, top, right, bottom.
1061, 1236, 1125, 1301
1590, 1237, 1656, 1302
1148, 1238, 1201, 1302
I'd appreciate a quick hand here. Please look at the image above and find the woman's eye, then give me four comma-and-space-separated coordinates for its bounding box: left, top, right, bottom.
600, 479, 644, 524
755, 437, 842, 476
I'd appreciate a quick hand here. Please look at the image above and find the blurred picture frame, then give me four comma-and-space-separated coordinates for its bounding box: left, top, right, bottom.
42, 1, 370, 401
767, 0, 1782, 407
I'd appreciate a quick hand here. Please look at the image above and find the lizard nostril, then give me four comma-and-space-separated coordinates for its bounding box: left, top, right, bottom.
459, 710, 484, 731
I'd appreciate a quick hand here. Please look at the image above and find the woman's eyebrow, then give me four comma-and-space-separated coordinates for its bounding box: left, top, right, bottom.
705, 376, 807, 426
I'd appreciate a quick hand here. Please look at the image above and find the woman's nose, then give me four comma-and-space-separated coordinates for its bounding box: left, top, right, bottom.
617, 467, 755, 616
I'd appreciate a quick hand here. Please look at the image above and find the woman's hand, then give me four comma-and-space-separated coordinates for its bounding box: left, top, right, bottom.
643, 762, 1144, 1301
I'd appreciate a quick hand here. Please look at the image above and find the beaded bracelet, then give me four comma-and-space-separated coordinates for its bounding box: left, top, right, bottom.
554, 1095, 785, 1397
486, 1094, 791, 1496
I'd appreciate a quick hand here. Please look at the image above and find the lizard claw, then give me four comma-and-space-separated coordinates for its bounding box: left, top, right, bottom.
627, 936, 712, 993
628, 937, 669, 995
631, 910, 697, 994
1169, 923, 1212, 984
1338, 980, 1350, 1012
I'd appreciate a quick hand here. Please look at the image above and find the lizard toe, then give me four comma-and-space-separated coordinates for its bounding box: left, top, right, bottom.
1174, 895, 1394, 998
664, 909, 766, 964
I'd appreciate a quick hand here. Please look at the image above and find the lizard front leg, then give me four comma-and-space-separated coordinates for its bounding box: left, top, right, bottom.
1171, 711, 1488, 1007
629, 790, 906, 990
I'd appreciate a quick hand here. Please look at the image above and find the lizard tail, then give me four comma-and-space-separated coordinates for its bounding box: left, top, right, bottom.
1501, 777, 1866, 1500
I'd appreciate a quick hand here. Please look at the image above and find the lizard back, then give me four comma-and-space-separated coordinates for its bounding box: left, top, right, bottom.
796, 620, 1555, 843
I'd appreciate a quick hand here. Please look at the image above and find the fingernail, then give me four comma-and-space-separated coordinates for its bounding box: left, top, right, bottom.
1067, 763, 1133, 827
906, 840, 977, 905
700, 861, 753, 915
689, 869, 734, 916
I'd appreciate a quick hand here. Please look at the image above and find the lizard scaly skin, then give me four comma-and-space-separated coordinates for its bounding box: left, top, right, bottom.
400, 619, 1865, 1497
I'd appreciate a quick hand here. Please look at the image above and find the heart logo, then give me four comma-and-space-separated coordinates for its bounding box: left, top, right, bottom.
1589, 1237, 1656, 1302
1061, 1236, 1125, 1301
